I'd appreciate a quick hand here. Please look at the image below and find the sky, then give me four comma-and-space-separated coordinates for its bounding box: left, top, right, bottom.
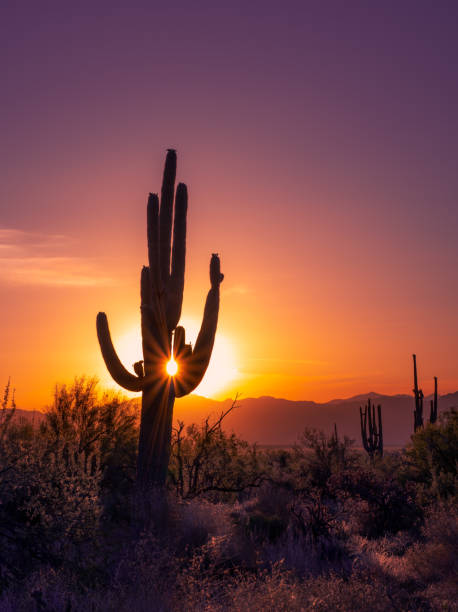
1, 1, 458, 409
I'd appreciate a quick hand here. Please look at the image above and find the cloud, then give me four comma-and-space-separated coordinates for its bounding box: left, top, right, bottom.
0, 228, 112, 287
0, 229, 69, 253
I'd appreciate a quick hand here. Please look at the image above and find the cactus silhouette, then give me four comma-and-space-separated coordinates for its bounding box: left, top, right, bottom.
359, 398, 383, 460
412, 354, 424, 431
96, 150, 223, 488
430, 376, 438, 424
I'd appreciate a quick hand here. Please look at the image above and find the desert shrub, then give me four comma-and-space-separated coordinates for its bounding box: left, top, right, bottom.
303, 568, 426, 612
2, 377, 458, 609
404, 409, 458, 499
0, 380, 35, 443
229, 480, 351, 577
0, 434, 102, 589
175, 554, 409, 612
404, 501, 458, 586
42, 377, 138, 520
293, 427, 358, 491
330, 469, 422, 538
289, 489, 343, 547
0, 379, 140, 589
236, 482, 343, 549
232, 483, 292, 547
173, 551, 304, 612
0, 380, 16, 434
168, 403, 264, 501
222, 563, 304, 612
108, 532, 178, 610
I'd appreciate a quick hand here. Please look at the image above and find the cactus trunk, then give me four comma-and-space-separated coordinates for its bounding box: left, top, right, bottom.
137, 381, 175, 488
359, 398, 383, 460
97, 150, 223, 489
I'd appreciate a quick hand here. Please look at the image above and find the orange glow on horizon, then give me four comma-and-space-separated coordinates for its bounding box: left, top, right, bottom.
91, 317, 240, 401
2, 4, 458, 416
2, 153, 458, 413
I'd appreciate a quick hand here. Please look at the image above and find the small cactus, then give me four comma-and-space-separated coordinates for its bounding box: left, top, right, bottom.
359, 398, 383, 460
97, 150, 223, 488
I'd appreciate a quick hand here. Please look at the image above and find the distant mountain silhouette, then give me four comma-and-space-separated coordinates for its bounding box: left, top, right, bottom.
2, 408, 46, 427
13, 392, 458, 447
173, 391, 457, 447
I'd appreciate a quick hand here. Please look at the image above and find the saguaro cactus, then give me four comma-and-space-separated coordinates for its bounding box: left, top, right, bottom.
412, 354, 424, 431
430, 376, 438, 424
359, 398, 383, 460
96, 150, 223, 488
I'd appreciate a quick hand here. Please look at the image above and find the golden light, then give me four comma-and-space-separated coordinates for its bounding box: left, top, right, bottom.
179, 317, 239, 398
166, 358, 178, 376
97, 326, 143, 395
107, 317, 239, 398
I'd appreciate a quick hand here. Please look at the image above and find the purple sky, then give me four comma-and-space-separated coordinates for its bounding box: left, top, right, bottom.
1, 1, 458, 406
2, 2, 457, 230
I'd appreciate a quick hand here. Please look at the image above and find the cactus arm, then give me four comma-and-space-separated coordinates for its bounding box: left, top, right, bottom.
377, 404, 383, 456
174, 254, 223, 397
413, 353, 424, 431
360, 406, 368, 453
434, 376, 438, 411
193, 264, 221, 357
173, 285, 219, 397
371, 403, 376, 452
430, 376, 438, 424
159, 149, 177, 286
360, 400, 384, 459
367, 399, 373, 441
96, 312, 144, 392
147, 193, 160, 288
413, 354, 418, 395
167, 182, 187, 330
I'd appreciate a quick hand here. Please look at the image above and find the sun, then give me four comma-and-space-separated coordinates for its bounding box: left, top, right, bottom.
166, 358, 178, 376
106, 317, 238, 398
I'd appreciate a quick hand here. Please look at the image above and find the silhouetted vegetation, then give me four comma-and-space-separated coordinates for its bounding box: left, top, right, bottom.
1, 378, 457, 610
413, 354, 424, 432
430, 376, 438, 424
412, 354, 440, 431
359, 398, 383, 460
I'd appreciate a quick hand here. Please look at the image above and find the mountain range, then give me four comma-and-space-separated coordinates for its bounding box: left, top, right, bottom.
173, 391, 457, 446
9, 392, 458, 447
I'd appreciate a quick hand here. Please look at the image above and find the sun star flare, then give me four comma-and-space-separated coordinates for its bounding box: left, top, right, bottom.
166, 358, 178, 377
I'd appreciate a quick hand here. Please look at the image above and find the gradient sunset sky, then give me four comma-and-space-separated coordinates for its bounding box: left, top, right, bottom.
1, 1, 458, 409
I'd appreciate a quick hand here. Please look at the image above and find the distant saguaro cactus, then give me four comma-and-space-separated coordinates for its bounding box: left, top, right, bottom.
430, 376, 438, 424
359, 398, 383, 460
412, 354, 424, 431
96, 150, 223, 488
